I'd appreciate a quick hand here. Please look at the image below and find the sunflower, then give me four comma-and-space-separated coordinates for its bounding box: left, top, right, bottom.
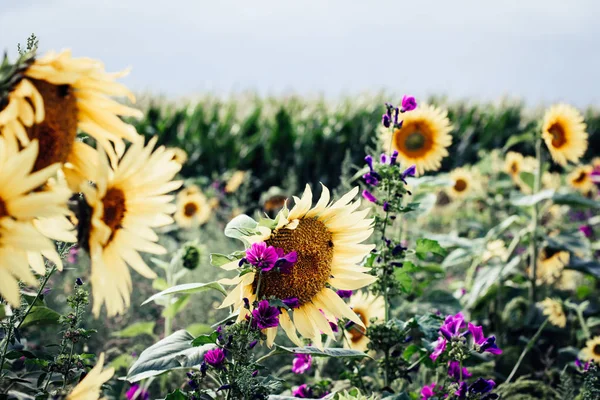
568, 165, 594, 194
448, 167, 475, 199
67, 353, 114, 400
174, 190, 211, 228
542, 171, 562, 190
343, 291, 384, 352
169, 147, 188, 165
541, 104, 588, 166
504, 152, 536, 192
225, 170, 247, 193
580, 336, 600, 363
219, 185, 376, 347
482, 240, 507, 263
0, 138, 71, 306
536, 249, 569, 286
0, 50, 142, 188
381, 104, 452, 175
539, 298, 566, 328
81, 137, 182, 316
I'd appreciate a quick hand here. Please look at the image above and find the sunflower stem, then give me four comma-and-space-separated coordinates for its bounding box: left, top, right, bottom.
505, 317, 549, 384
528, 137, 543, 305
15, 264, 57, 331
576, 307, 591, 339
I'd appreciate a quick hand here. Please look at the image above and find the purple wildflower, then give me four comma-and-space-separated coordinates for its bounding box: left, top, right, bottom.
440, 312, 467, 340
363, 172, 379, 186
448, 361, 472, 381
204, 348, 226, 367
390, 150, 398, 165
383, 201, 390, 212
364, 155, 374, 171
75, 278, 83, 286
393, 107, 400, 126
382, 113, 391, 128
252, 370, 259, 377
430, 337, 447, 361
336, 290, 353, 299
292, 354, 312, 374
67, 246, 79, 264
126, 385, 149, 400
293, 384, 313, 398
401, 164, 417, 181
575, 358, 591, 371
455, 381, 467, 398
362, 190, 377, 203
469, 378, 496, 394
282, 297, 300, 309
468, 323, 502, 355
380, 153, 389, 164
420, 383, 436, 400
401, 95, 417, 112
251, 300, 280, 329
580, 225, 593, 238
274, 249, 298, 273
248, 340, 258, 349
246, 242, 279, 272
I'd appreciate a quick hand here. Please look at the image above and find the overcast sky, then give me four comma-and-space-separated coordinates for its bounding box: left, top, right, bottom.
1, 0, 599, 107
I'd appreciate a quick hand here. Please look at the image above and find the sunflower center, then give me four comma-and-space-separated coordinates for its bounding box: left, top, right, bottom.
26, 80, 78, 172
257, 218, 334, 305
349, 310, 367, 343
0, 198, 8, 219
594, 344, 600, 356
548, 123, 567, 149
454, 179, 468, 192
510, 162, 519, 174
394, 121, 434, 158
574, 171, 587, 184
405, 132, 426, 151
184, 202, 198, 217
102, 187, 126, 244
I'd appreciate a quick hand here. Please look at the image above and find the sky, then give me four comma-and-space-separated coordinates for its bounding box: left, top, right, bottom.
1, 0, 599, 107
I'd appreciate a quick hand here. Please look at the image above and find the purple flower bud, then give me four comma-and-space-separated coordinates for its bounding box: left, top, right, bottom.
251, 370, 259, 377
393, 107, 400, 126
380, 153, 388, 164
382, 113, 391, 128
243, 298, 250, 309
217, 384, 231, 392
390, 150, 398, 165
580, 225, 593, 238
401, 95, 417, 112
282, 297, 300, 309
238, 258, 247, 267
383, 201, 390, 212
401, 164, 417, 180
188, 379, 199, 389
248, 340, 258, 349
362, 190, 377, 203
364, 155, 374, 171
363, 172, 379, 186
336, 290, 353, 298
200, 361, 208, 376
75, 278, 83, 286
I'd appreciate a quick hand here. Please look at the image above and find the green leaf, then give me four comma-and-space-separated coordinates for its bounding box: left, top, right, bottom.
502, 131, 534, 152
518, 171, 535, 192
111, 321, 156, 338
126, 330, 215, 382
0, 305, 5, 320
552, 193, 600, 209
442, 248, 473, 268
20, 306, 60, 328
224, 214, 258, 242
511, 189, 554, 207
568, 258, 600, 279
191, 331, 219, 346
142, 282, 227, 306
110, 353, 134, 370
394, 262, 418, 293
485, 215, 520, 240
415, 239, 447, 260
186, 323, 214, 337
153, 278, 169, 292
165, 389, 187, 400
162, 295, 191, 318
274, 345, 370, 359
210, 253, 239, 267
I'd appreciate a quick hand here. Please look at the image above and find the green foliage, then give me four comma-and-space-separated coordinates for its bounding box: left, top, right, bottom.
111, 321, 156, 338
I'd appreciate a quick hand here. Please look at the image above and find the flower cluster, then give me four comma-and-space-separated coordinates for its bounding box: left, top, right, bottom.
241, 242, 298, 273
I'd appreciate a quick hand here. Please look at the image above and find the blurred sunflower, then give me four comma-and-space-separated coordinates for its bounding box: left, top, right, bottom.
343, 291, 384, 352
536, 249, 569, 285
225, 170, 247, 193
448, 167, 474, 199
174, 190, 211, 228
81, 137, 182, 317
0, 138, 71, 306
169, 147, 188, 165
482, 240, 507, 263
0, 50, 141, 188
580, 336, 600, 363
504, 152, 536, 192
219, 185, 376, 347
542, 104, 588, 166
542, 171, 562, 190
568, 165, 594, 194
67, 353, 113, 400
382, 104, 452, 175
539, 298, 566, 328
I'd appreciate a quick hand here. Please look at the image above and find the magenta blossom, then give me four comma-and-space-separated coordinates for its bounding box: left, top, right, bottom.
401, 95, 417, 112
293, 384, 312, 398
468, 323, 502, 355
440, 312, 467, 340
67, 246, 79, 264
420, 383, 436, 399
580, 225, 593, 238
251, 300, 281, 329
336, 290, 353, 298
274, 248, 298, 273
430, 337, 447, 361
448, 361, 472, 381
292, 354, 312, 374
246, 242, 279, 271
126, 385, 149, 400
362, 189, 377, 203
204, 348, 226, 367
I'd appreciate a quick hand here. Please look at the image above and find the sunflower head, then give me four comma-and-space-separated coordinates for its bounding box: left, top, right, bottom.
343, 291, 385, 352
581, 336, 600, 363
225, 170, 247, 193
536, 248, 569, 285
169, 147, 188, 165
542, 104, 588, 166
448, 167, 476, 199
568, 165, 594, 194
381, 104, 452, 175
174, 190, 211, 229
539, 298, 566, 328
218, 184, 376, 348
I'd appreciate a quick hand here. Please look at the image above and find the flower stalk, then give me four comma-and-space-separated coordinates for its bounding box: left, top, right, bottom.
505, 317, 549, 383
528, 136, 543, 304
